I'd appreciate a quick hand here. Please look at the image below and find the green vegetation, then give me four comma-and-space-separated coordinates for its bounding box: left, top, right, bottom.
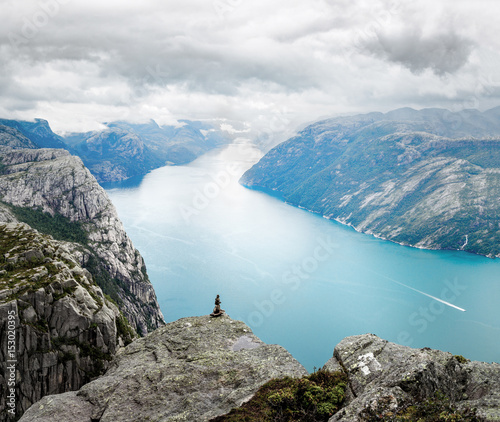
116, 311, 135, 346
363, 391, 480, 422
454, 355, 470, 364
6, 203, 88, 245
83, 253, 124, 307
211, 370, 347, 422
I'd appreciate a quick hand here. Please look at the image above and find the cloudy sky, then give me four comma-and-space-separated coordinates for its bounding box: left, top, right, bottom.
1, 0, 500, 136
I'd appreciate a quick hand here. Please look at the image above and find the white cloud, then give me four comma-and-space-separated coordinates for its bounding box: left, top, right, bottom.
1, 0, 500, 134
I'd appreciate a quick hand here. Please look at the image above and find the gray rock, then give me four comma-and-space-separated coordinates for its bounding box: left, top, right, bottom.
0, 124, 37, 151
326, 334, 500, 421
0, 147, 164, 335
20, 315, 308, 422
0, 222, 134, 421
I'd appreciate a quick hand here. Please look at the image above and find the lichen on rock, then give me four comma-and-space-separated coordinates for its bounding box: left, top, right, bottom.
0, 222, 134, 420
19, 315, 308, 422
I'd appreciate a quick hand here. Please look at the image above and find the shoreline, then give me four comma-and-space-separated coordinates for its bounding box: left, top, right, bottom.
241, 183, 498, 260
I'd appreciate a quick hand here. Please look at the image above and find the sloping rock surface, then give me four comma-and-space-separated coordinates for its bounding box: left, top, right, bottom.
0, 222, 133, 421
0, 147, 164, 334
324, 334, 500, 421
20, 315, 307, 422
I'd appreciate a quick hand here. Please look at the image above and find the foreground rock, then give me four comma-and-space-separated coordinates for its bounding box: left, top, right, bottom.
0, 222, 135, 420
324, 334, 500, 421
20, 315, 307, 422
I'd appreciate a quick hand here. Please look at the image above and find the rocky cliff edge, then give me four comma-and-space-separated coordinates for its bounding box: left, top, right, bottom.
19, 314, 308, 422
19, 327, 500, 421
0, 147, 164, 335
0, 222, 135, 420
325, 334, 500, 421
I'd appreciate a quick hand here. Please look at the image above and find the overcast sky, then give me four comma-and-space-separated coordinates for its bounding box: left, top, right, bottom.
1, 0, 500, 136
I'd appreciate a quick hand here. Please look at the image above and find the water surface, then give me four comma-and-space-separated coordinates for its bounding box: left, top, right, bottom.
106, 141, 500, 371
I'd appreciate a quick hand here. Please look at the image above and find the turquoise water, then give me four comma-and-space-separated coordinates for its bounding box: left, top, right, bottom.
106, 141, 500, 372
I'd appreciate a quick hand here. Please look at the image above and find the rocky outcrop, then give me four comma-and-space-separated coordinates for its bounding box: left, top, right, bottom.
0, 147, 164, 335
0, 222, 135, 421
15, 324, 500, 422
324, 334, 500, 421
19, 315, 308, 422
241, 107, 500, 258
0, 125, 36, 152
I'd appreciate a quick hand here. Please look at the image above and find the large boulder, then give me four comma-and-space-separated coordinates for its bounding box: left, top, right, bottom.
325, 334, 500, 421
20, 315, 307, 422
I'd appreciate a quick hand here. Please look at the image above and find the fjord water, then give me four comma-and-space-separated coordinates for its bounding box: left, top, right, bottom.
106, 141, 500, 371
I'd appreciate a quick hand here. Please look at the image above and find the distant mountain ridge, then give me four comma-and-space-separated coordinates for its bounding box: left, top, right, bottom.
0, 118, 67, 150
0, 118, 231, 183
64, 119, 231, 183
241, 107, 500, 257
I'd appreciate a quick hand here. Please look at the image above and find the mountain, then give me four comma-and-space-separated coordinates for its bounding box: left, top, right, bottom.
106, 119, 231, 164
0, 221, 135, 420
0, 118, 67, 150
0, 117, 232, 184
19, 317, 500, 421
0, 125, 37, 151
63, 127, 163, 183
0, 137, 166, 419
64, 119, 232, 183
241, 107, 500, 257
0, 147, 164, 334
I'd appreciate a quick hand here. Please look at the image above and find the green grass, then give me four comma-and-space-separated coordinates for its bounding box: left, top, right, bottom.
6, 203, 88, 245
210, 370, 348, 422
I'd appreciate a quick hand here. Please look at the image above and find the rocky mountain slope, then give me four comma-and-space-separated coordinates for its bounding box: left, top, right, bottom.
0, 117, 232, 183
0, 222, 135, 420
0, 125, 37, 151
62, 127, 164, 183
64, 119, 231, 183
241, 107, 500, 257
0, 147, 164, 335
0, 119, 67, 150
106, 119, 231, 165
324, 334, 500, 421
19, 319, 500, 422
19, 315, 308, 422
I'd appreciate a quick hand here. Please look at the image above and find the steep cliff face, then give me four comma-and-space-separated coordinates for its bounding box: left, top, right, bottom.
241, 108, 500, 257
0, 222, 135, 421
0, 119, 67, 150
19, 315, 308, 422
0, 147, 164, 335
19, 327, 500, 422
0, 125, 37, 151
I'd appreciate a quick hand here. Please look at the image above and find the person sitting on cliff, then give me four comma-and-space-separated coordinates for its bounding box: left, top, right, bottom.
210, 294, 225, 317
